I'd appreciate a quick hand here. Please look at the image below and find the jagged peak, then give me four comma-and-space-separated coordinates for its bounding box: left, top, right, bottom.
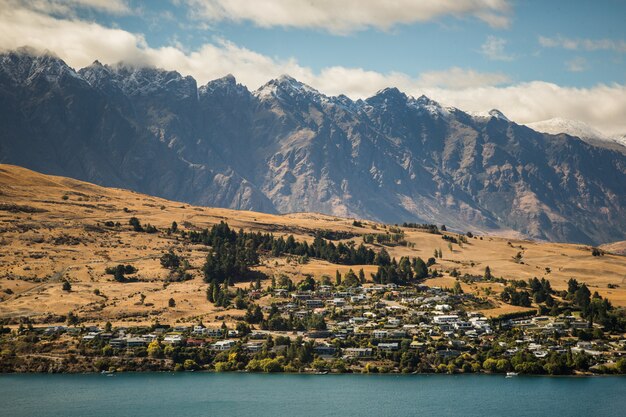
254, 74, 322, 101
488, 109, 509, 121
371, 87, 407, 100
0, 47, 82, 84
199, 74, 249, 96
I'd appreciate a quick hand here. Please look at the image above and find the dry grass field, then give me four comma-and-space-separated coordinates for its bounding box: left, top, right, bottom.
1, 163, 625, 326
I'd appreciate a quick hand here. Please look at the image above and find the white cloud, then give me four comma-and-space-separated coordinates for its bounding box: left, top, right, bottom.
1, 2, 626, 135
480, 35, 514, 61
181, 0, 512, 33
416, 67, 510, 88
418, 82, 626, 136
565, 56, 587, 73
539, 35, 626, 53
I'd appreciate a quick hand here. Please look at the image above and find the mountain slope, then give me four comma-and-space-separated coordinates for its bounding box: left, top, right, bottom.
1, 49, 625, 245
526, 118, 626, 154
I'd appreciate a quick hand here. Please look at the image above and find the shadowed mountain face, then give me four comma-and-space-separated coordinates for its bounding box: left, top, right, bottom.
1, 49, 625, 245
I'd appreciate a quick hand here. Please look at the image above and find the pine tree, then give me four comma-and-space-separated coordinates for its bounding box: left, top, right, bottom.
484, 266, 492, 280
335, 270, 342, 286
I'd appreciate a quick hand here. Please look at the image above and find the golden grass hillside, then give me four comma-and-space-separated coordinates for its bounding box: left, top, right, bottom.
1, 163, 625, 327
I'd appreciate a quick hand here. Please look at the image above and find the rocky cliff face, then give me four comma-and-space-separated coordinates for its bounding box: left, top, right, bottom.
1, 49, 625, 244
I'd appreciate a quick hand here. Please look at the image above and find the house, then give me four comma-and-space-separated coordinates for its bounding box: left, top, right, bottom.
344, 348, 373, 358
292, 293, 312, 301
314, 345, 337, 356
437, 349, 460, 358
389, 330, 407, 338
306, 299, 324, 308
126, 337, 149, 347
294, 310, 309, 319
332, 298, 346, 307
378, 342, 399, 351
163, 334, 183, 345
244, 342, 264, 352
373, 330, 389, 339
433, 315, 459, 324
213, 340, 236, 351
205, 328, 223, 337
82, 332, 100, 342
186, 338, 205, 347
109, 338, 127, 348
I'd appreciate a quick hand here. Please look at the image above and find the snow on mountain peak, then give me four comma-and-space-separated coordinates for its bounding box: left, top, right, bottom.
408, 94, 450, 117
488, 109, 509, 121
525, 117, 607, 140
525, 117, 626, 149
254, 74, 322, 101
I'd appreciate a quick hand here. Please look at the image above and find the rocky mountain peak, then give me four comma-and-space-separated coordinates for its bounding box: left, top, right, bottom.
254, 74, 322, 102
488, 109, 510, 121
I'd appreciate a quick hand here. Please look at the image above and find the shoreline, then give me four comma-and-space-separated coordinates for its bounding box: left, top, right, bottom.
2, 369, 622, 378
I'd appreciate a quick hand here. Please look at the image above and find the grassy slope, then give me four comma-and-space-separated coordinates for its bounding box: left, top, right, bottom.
1, 163, 625, 328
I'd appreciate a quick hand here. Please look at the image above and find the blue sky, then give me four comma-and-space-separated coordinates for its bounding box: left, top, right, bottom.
86, 0, 626, 87
1, 0, 626, 133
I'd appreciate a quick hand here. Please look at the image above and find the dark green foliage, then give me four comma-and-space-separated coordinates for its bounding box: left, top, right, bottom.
297, 275, 316, 291
190, 222, 379, 285
401, 223, 440, 234
62, 280, 71, 291
501, 286, 532, 307
105, 264, 137, 282
342, 269, 360, 287
363, 232, 407, 246
315, 230, 357, 240
372, 256, 428, 285
160, 251, 181, 270
441, 235, 458, 244
484, 266, 492, 280
129, 217, 143, 232
245, 305, 264, 324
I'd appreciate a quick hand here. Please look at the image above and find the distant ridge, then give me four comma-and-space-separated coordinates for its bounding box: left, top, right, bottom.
0, 48, 625, 245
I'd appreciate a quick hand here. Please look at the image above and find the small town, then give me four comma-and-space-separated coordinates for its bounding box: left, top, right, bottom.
3, 273, 626, 375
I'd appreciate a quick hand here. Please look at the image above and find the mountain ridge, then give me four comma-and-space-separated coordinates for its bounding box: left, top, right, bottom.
1, 48, 625, 245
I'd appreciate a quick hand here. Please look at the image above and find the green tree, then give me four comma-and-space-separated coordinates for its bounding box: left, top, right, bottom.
484, 266, 492, 280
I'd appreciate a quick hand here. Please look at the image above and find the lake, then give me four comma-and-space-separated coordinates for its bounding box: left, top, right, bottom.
0, 373, 625, 417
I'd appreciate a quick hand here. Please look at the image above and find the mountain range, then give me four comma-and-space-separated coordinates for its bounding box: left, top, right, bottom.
1, 48, 625, 245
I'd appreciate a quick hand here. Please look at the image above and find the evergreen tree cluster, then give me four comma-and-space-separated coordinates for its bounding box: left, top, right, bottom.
187, 222, 381, 285
371, 255, 430, 285
567, 279, 625, 331
401, 223, 440, 234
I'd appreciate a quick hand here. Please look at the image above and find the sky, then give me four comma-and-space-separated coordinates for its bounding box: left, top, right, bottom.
1, 0, 625, 135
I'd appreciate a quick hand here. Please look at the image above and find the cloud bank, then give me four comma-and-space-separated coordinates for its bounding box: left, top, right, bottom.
1, 1, 625, 135
182, 0, 512, 33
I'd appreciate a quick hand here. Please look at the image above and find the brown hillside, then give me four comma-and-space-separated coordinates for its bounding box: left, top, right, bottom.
1, 164, 625, 328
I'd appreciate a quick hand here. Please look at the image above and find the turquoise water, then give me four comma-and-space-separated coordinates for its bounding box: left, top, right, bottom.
0, 373, 625, 417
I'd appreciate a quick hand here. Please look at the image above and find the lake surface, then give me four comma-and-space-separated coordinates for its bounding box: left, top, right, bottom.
0, 373, 625, 417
